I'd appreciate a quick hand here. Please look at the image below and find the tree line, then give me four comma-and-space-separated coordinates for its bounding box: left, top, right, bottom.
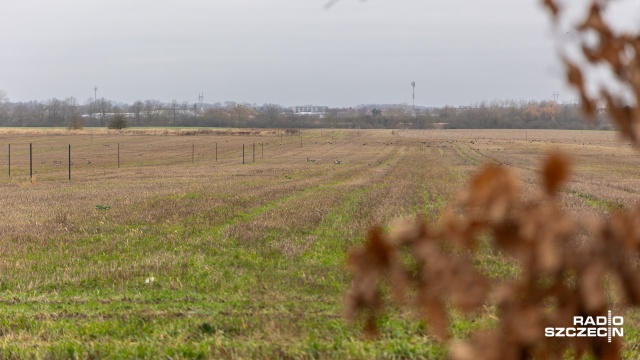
0, 92, 610, 130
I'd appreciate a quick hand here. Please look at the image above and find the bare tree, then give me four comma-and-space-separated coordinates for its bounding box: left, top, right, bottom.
143, 100, 158, 125
96, 98, 112, 127
171, 100, 178, 125
284, 108, 297, 123
131, 101, 144, 126
233, 104, 256, 126
324, 108, 339, 127
62, 97, 79, 124
0, 90, 8, 122
262, 103, 283, 125
181, 101, 191, 124
45, 98, 64, 126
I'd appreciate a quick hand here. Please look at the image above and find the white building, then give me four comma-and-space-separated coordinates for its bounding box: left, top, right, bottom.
292, 105, 328, 115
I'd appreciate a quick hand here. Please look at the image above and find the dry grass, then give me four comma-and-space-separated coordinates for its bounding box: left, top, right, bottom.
0, 128, 637, 358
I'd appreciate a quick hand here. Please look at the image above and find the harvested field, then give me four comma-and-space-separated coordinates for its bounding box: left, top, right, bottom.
0, 128, 638, 359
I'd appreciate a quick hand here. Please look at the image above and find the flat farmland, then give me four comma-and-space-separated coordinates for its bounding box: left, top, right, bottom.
0, 128, 638, 359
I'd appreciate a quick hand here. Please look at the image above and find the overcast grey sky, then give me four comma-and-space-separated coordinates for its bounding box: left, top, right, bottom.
0, 0, 569, 107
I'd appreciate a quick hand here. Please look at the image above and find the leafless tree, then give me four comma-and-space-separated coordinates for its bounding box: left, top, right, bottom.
171, 100, 178, 124
143, 100, 158, 125
131, 101, 144, 126
233, 104, 255, 125
62, 97, 79, 124
45, 98, 64, 126
262, 103, 283, 124
96, 97, 112, 127
284, 108, 297, 123
0, 90, 8, 121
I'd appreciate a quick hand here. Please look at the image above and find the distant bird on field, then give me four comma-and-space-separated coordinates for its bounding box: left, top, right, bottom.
334, 160, 341, 165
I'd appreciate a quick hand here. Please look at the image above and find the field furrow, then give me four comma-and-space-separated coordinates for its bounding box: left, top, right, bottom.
0, 128, 639, 359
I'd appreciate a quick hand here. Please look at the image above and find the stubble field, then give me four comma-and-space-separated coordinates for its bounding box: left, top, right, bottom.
0, 128, 638, 359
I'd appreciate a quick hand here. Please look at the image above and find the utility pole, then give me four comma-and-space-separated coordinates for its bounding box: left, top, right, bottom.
94, 86, 98, 124
411, 81, 416, 116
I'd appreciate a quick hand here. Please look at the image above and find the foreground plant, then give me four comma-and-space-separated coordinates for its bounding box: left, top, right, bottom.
346, 1, 640, 358
346, 153, 640, 359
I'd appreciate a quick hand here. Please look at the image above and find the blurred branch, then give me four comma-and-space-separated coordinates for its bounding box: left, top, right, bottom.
324, 0, 340, 10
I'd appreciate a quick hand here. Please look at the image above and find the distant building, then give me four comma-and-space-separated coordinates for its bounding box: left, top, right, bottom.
292, 105, 328, 115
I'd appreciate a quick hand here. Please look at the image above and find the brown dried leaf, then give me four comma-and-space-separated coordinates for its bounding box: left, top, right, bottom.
363, 315, 378, 338
421, 293, 449, 340
579, 4, 608, 34
450, 263, 487, 313
465, 164, 520, 222
508, 305, 543, 345
541, 151, 570, 196
615, 262, 640, 305
537, 235, 562, 274
541, 0, 558, 17
580, 261, 606, 312
565, 60, 584, 89
365, 226, 393, 268
594, 336, 622, 360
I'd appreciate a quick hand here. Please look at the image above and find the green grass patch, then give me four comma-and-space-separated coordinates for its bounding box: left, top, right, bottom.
569, 190, 625, 211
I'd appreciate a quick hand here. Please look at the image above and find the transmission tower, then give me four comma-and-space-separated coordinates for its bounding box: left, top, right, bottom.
553, 91, 559, 102
195, 93, 204, 115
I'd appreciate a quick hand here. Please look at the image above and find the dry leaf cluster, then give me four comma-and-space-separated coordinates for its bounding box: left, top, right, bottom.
346, 1, 640, 359
543, 0, 640, 143
346, 153, 640, 359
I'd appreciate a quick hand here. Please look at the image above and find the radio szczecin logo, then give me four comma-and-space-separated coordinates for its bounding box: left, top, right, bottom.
545, 310, 623, 343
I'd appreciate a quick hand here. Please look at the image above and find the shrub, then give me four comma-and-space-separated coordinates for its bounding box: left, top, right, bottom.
108, 114, 128, 129
67, 115, 84, 130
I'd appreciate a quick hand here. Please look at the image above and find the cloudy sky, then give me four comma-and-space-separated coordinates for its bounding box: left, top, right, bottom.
0, 0, 570, 107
